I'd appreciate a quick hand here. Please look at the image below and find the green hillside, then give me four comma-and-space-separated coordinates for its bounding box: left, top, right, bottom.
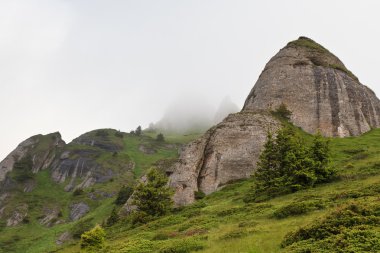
2, 127, 380, 253
0, 130, 201, 253
57, 127, 380, 253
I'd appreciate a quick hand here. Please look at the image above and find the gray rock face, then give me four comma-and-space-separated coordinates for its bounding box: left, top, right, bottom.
56, 231, 72, 245
243, 37, 380, 137
168, 112, 280, 206
6, 204, 28, 226
0, 132, 64, 183
69, 202, 89, 221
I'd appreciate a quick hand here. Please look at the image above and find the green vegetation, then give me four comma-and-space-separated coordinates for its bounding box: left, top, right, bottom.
245, 126, 334, 202
114, 185, 133, 205
288, 36, 359, 81
132, 168, 173, 218
3, 126, 380, 253
271, 103, 292, 120
80, 224, 106, 251
156, 133, 165, 142
282, 202, 380, 252
287, 36, 330, 54
10, 155, 34, 182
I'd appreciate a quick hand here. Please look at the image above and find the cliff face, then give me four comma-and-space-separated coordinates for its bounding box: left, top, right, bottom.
168, 112, 280, 206
0, 132, 64, 184
243, 37, 380, 137
168, 37, 380, 206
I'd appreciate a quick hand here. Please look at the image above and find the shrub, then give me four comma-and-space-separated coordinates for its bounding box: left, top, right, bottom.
272, 103, 292, 120
72, 188, 84, 196
114, 131, 124, 138
159, 238, 204, 253
106, 207, 119, 226
281, 202, 380, 251
80, 225, 106, 251
273, 200, 325, 219
194, 191, 206, 200
156, 133, 165, 142
70, 217, 95, 239
115, 185, 133, 205
95, 130, 108, 137
11, 155, 34, 182
153, 232, 170, 241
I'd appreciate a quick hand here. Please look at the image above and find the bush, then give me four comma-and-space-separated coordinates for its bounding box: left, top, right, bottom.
80, 225, 106, 251
70, 217, 95, 239
153, 232, 170, 241
159, 238, 204, 253
194, 191, 206, 200
114, 131, 124, 138
156, 133, 165, 142
72, 188, 84, 196
273, 201, 325, 219
11, 155, 34, 182
106, 207, 119, 226
281, 202, 380, 251
272, 103, 292, 120
95, 130, 108, 137
115, 185, 133, 205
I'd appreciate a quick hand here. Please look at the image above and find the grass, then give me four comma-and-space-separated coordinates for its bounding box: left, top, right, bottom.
0, 130, 199, 253
288, 37, 359, 81
3, 127, 380, 252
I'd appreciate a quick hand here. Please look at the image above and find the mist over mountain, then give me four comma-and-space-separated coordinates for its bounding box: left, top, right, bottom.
153, 94, 238, 134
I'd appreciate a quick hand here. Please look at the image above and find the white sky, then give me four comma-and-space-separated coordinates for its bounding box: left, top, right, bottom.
1, 0, 380, 160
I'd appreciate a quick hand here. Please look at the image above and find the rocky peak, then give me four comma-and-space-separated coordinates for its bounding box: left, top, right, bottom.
0, 132, 64, 183
243, 36, 380, 137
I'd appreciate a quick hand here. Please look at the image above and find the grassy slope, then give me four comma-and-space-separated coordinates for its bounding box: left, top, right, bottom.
3, 127, 380, 252
58, 128, 380, 253
0, 130, 199, 253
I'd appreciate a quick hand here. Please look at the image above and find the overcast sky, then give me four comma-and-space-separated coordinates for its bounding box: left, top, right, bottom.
1, 0, 380, 160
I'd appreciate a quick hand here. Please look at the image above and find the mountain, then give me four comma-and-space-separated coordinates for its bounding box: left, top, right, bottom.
167, 36, 380, 206
244, 37, 380, 137
1, 36, 380, 252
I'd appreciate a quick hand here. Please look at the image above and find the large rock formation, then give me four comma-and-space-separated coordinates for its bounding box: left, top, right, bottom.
168, 112, 280, 206
243, 37, 380, 137
0, 132, 64, 183
168, 37, 380, 206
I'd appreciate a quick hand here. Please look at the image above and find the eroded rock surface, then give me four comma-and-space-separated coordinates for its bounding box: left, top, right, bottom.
243, 37, 380, 137
169, 112, 280, 206
69, 202, 89, 221
0, 132, 64, 183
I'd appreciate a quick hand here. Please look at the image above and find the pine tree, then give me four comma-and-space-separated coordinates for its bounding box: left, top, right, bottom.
106, 207, 119, 226
135, 126, 142, 136
247, 125, 333, 202
132, 168, 173, 217
310, 131, 333, 182
114, 185, 133, 205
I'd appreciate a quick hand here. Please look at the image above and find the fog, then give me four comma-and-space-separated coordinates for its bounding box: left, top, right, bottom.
1, 1, 380, 160
154, 94, 238, 134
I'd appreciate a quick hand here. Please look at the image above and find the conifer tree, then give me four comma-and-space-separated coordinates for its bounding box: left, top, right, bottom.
132, 168, 173, 217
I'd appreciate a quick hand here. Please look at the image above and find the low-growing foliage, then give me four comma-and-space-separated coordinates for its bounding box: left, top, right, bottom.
281, 202, 380, 252
80, 224, 106, 251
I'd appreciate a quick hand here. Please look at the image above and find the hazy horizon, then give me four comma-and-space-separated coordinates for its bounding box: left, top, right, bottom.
1, 0, 380, 160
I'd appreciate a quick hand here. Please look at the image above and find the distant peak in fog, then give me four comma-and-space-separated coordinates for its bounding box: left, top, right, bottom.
152, 95, 239, 134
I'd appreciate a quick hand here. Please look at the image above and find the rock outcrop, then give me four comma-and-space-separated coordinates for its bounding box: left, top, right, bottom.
243, 37, 380, 137
168, 37, 380, 206
69, 202, 90, 221
0, 132, 64, 183
168, 112, 280, 206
